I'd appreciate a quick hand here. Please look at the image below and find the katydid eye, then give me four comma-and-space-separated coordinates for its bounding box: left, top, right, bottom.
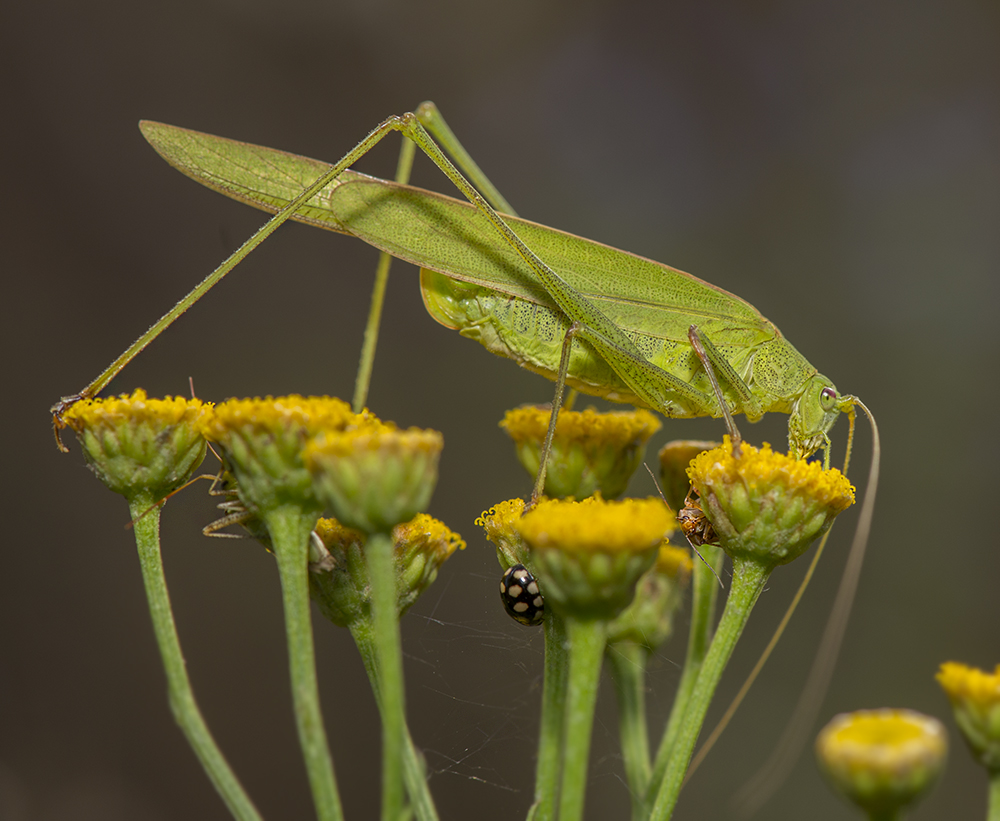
820, 387, 837, 411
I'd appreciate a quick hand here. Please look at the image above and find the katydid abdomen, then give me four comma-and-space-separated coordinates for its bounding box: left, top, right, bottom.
419, 266, 815, 421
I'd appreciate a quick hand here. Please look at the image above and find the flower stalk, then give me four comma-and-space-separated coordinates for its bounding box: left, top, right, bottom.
645, 543, 724, 814
606, 640, 652, 817
648, 555, 770, 820
200, 396, 354, 821
306, 425, 443, 821
349, 619, 439, 821
558, 617, 608, 821
130, 491, 264, 821
530, 613, 569, 821
266, 504, 343, 821
62, 390, 262, 820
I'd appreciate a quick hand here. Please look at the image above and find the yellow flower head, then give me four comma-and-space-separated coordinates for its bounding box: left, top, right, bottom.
200, 395, 363, 442
816, 709, 946, 816
518, 496, 674, 553
654, 544, 694, 579
516, 497, 673, 620
62, 389, 208, 499
310, 513, 465, 627
688, 437, 855, 568
501, 406, 661, 499
937, 661, 1000, 770
477, 498, 529, 569
199, 395, 372, 516
305, 427, 443, 534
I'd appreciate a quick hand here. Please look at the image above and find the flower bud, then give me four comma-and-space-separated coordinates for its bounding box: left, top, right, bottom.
309, 514, 464, 627
62, 389, 208, 499
605, 545, 692, 650
305, 427, 442, 534
199, 395, 359, 516
501, 406, 660, 499
816, 709, 946, 816
687, 437, 854, 569
937, 661, 1000, 771
517, 497, 673, 621
658, 439, 719, 512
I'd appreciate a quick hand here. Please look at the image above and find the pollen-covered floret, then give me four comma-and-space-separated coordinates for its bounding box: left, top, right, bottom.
476, 498, 529, 569
687, 437, 854, 567
62, 389, 209, 498
516, 496, 673, 621
309, 513, 464, 626
305, 426, 443, 534
501, 406, 661, 499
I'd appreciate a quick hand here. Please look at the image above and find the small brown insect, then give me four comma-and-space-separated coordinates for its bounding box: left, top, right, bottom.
677, 486, 717, 547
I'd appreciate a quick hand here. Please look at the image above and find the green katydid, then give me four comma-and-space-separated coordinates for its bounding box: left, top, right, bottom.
52, 103, 879, 805
135, 116, 850, 466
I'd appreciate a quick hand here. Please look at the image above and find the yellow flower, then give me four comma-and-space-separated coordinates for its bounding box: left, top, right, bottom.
816, 709, 946, 816
517, 497, 673, 620
309, 514, 464, 627
305, 427, 443, 534
501, 406, 661, 499
200, 395, 371, 516
476, 498, 529, 569
688, 437, 854, 568
937, 661, 1000, 770
62, 389, 208, 498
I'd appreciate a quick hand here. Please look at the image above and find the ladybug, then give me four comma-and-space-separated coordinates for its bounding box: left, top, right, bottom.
499, 564, 545, 626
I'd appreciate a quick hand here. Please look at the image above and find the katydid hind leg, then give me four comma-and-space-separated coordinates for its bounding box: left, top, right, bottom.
415, 102, 518, 216
57, 113, 427, 444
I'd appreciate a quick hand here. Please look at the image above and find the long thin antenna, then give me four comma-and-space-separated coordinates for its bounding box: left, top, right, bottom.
733, 399, 880, 816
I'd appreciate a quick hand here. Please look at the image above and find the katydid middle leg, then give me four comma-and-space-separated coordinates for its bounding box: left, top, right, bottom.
687, 325, 743, 456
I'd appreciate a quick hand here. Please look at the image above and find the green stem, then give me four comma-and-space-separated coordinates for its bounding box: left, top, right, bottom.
558, 617, 608, 821
530, 613, 569, 821
646, 545, 724, 812
266, 505, 343, 821
352, 136, 416, 414
365, 531, 408, 821
606, 641, 651, 820
127, 492, 263, 821
648, 556, 770, 821
989, 768, 1000, 821
350, 620, 440, 821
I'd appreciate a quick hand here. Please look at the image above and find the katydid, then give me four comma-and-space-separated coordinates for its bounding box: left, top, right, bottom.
52, 103, 879, 807
133, 116, 853, 467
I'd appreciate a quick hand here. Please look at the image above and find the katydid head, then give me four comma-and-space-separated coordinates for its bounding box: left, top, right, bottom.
788, 374, 844, 460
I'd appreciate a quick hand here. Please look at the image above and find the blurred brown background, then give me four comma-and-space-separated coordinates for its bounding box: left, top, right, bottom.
3, 1, 998, 818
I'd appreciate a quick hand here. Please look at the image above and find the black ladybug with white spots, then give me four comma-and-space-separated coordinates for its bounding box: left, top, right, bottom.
499, 564, 545, 626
